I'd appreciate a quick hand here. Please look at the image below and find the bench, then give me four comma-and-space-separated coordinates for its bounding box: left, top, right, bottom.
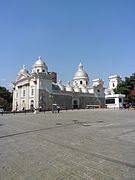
85, 105, 101, 109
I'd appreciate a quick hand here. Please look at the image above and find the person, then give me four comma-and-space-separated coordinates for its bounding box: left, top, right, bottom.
123, 102, 126, 109
24, 109, 26, 114
13, 109, 16, 115
57, 106, 60, 113
126, 103, 129, 109
34, 108, 37, 114
31, 105, 35, 112
39, 106, 42, 112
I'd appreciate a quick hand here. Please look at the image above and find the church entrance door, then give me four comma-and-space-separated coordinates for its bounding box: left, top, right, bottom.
73, 99, 79, 109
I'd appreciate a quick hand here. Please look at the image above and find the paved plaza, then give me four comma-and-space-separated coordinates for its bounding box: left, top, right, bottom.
0, 109, 135, 180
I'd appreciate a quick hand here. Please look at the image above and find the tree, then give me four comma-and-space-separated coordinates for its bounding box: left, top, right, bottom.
0, 86, 12, 110
114, 73, 135, 103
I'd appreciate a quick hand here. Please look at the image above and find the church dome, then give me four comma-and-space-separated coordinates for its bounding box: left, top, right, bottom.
19, 65, 29, 75
33, 56, 47, 68
32, 56, 48, 73
16, 65, 29, 81
73, 63, 89, 80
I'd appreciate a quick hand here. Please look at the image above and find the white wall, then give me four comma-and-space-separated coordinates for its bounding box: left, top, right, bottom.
108, 75, 121, 90
109, 79, 118, 90
73, 78, 88, 88
105, 94, 125, 109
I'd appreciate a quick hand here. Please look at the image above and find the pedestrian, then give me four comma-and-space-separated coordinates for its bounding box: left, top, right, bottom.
39, 106, 42, 112
57, 106, 60, 113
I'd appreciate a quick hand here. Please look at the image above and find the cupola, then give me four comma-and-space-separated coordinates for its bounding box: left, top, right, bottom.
73, 63, 89, 88
32, 56, 48, 74
16, 65, 29, 81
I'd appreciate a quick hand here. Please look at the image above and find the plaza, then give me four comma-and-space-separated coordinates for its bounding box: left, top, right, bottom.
0, 109, 135, 179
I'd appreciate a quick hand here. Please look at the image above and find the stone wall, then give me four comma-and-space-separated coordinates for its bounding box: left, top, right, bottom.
39, 89, 105, 111
79, 96, 105, 108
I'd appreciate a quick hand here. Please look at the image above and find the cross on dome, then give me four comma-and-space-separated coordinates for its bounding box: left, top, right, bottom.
78, 62, 83, 69
22, 65, 26, 69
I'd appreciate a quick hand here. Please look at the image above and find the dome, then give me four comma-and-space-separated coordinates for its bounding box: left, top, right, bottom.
73, 63, 89, 80
19, 65, 29, 75
32, 56, 48, 73
33, 56, 48, 68
16, 65, 29, 81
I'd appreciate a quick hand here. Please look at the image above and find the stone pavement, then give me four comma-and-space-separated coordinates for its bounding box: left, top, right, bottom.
0, 109, 135, 180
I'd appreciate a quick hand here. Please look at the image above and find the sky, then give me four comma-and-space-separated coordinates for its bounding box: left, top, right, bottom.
0, 0, 135, 89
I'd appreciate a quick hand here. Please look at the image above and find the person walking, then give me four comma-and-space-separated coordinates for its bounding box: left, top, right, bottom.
57, 106, 60, 113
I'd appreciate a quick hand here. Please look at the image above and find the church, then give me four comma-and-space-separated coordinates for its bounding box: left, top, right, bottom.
12, 56, 105, 111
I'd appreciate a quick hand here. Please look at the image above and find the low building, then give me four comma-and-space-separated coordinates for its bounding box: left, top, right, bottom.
12, 57, 105, 111
105, 75, 125, 109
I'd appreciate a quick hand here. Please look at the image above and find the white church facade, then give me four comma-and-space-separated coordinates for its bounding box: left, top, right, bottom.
12, 57, 105, 111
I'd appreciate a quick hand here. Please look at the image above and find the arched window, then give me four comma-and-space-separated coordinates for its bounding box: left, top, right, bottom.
31, 86, 34, 96
80, 80, 82, 85
22, 100, 26, 110
23, 89, 25, 97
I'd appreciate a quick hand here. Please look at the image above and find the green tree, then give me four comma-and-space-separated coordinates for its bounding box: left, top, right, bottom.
114, 73, 135, 103
0, 86, 12, 110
